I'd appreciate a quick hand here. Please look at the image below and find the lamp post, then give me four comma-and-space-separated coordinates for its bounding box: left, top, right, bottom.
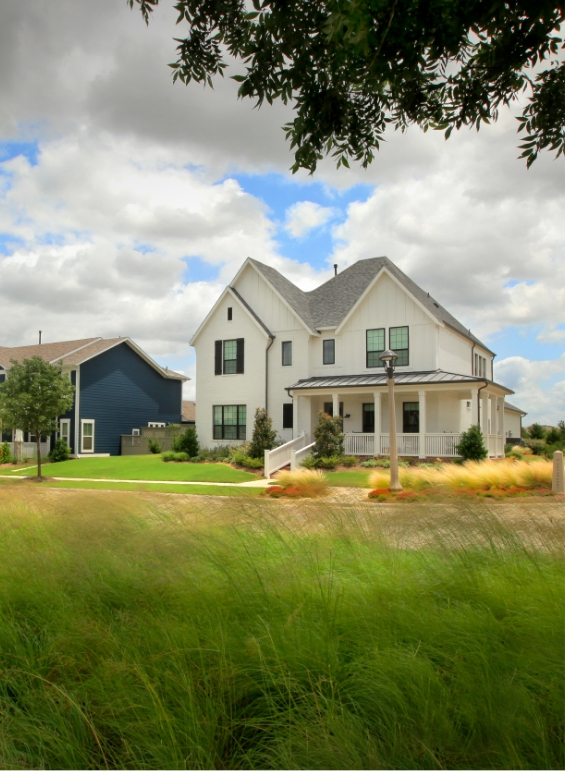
379, 349, 402, 492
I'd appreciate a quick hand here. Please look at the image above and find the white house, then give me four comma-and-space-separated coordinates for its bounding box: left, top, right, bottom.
190, 257, 523, 458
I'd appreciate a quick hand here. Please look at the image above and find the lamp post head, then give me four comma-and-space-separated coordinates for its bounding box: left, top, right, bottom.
379, 349, 398, 376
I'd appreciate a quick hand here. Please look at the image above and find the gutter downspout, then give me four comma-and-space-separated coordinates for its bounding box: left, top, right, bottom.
265, 336, 275, 412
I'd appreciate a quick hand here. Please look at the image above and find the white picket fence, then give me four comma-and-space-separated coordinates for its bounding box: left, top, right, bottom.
264, 433, 307, 477
8, 441, 50, 460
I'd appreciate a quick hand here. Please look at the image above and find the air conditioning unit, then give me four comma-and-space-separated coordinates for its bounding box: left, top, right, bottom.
148, 422, 166, 428
132, 428, 140, 436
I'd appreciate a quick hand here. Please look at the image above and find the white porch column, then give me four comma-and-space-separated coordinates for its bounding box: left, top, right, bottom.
297, 396, 312, 442
332, 393, 340, 420
418, 389, 427, 459
471, 387, 479, 426
481, 391, 489, 438
374, 391, 381, 457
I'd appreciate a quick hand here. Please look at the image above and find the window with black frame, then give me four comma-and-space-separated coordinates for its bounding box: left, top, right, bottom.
282, 403, 293, 428
403, 402, 419, 433
390, 326, 409, 366
282, 341, 292, 366
362, 403, 375, 433
366, 328, 385, 367
323, 339, 335, 365
213, 405, 247, 440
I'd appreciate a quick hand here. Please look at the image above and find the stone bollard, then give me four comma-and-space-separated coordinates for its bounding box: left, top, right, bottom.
552, 450, 564, 494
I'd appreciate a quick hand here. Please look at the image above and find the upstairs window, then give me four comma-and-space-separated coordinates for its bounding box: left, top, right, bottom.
282, 341, 292, 366
389, 326, 409, 367
323, 339, 335, 365
215, 339, 244, 375
227, 307, 232, 320
213, 405, 246, 440
366, 328, 385, 367
474, 353, 487, 378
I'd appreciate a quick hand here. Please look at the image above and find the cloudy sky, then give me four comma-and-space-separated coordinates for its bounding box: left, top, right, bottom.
1, 0, 564, 424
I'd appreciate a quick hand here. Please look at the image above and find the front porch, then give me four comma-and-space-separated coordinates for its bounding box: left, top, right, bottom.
289, 372, 509, 459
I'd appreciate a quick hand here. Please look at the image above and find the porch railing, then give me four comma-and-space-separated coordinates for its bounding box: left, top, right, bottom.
380, 434, 420, 456
264, 433, 306, 477
291, 442, 316, 471
344, 433, 375, 456
425, 434, 462, 458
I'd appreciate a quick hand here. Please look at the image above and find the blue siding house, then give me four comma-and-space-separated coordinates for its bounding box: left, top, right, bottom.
0, 337, 187, 456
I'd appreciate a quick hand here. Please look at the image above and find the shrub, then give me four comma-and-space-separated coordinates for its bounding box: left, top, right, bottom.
312, 411, 344, 459
341, 455, 357, 467
361, 458, 378, 468
545, 427, 561, 445
299, 456, 318, 469
147, 438, 161, 454
230, 451, 263, 469
172, 426, 199, 457
162, 451, 189, 462
47, 438, 71, 463
315, 455, 341, 469
275, 468, 329, 497
524, 438, 545, 456
0, 441, 13, 464
457, 424, 488, 461
249, 408, 278, 458
162, 451, 175, 462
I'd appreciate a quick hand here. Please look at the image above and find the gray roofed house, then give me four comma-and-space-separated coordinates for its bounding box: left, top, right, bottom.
191, 255, 523, 459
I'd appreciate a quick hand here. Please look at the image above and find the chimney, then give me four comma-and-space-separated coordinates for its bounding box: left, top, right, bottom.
39, 331, 42, 345
334, 264, 338, 276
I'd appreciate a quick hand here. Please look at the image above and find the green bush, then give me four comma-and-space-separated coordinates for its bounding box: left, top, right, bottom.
162, 451, 190, 462
148, 438, 161, 454
545, 427, 561, 445
341, 455, 357, 467
162, 451, 175, 462
528, 422, 547, 439
249, 408, 277, 459
360, 458, 378, 468
231, 451, 263, 469
0, 441, 13, 464
299, 456, 318, 469
504, 443, 515, 456
316, 455, 341, 469
47, 438, 71, 463
457, 424, 488, 461
313, 411, 344, 459
524, 438, 545, 456
172, 426, 199, 457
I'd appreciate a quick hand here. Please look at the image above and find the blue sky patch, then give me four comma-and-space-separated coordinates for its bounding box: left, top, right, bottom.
181, 256, 220, 284
0, 139, 40, 166
491, 325, 565, 362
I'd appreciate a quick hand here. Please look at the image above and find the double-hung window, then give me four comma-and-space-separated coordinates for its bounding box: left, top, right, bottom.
366, 328, 385, 367
282, 403, 293, 429
323, 339, 335, 365
282, 341, 292, 366
389, 326, 409, 367
213, 405, 247, 440
81, 420, 95, 453
215, 339, 244, 375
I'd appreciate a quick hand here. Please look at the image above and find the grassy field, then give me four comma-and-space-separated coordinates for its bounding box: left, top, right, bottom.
1, 454, 257, 482
0, 477, 263, 496
0, 487, 563, 770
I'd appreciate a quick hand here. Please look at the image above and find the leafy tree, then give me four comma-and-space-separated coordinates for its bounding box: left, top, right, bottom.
457, 424, 487, 461
172, 426, 200, 456
130, 0, 564, 173
0, 357, 75, 479
528, 422, 547, 439
313, 411, 344, 459
545, 426, 560, 445
0, 441, 12, 464
249, 407, 278, 458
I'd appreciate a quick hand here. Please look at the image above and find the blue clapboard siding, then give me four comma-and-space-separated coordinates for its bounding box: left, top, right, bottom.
79, 342, 182, 455
58, 370, 77, 452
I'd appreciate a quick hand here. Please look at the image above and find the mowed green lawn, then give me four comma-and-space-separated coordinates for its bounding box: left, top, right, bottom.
5, 454, 257, 483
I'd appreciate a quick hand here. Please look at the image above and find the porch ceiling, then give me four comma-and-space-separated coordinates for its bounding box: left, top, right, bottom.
289, 370, 511, 391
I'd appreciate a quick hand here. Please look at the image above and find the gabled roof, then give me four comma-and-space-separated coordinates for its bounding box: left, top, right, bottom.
182, 400, 196, 421
0, 337, 187, 380
248, 257, 492, 352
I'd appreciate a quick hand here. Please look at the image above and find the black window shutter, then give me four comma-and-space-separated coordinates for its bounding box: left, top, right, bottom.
283, 403, 293, 429
214, 340, 222, 375
236, 338, 244, 374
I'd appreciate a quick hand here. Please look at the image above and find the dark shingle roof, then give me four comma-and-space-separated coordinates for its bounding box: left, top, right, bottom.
504, 401, 527, 415
248, 257, 492, 352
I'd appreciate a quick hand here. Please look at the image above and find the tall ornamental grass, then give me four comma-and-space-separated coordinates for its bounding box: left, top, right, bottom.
275, 468, 329, 496
369, 458, 553, 492
0, 489, 562, 770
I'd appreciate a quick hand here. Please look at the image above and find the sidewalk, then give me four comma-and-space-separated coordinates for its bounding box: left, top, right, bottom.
3, 474, 272, 488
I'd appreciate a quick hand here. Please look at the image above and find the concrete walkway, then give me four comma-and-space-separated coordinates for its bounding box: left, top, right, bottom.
3, 474, 272, 488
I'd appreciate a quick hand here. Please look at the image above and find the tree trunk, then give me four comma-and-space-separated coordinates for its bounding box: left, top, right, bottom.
37, 433, 42, 479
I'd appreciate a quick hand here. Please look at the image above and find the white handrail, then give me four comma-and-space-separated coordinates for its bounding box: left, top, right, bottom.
264, 432, 306, 477
291, 442, 315, 470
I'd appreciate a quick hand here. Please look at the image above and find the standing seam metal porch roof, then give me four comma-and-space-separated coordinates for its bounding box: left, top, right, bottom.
249, 256, 493, 352
288, 370, 513, 393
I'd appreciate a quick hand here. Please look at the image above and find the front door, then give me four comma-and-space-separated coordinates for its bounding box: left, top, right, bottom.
362, 403, 375, 433
403, 402, 419, 433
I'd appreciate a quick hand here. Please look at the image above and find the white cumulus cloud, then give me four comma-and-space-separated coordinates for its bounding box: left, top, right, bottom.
284, 201, 337, 239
